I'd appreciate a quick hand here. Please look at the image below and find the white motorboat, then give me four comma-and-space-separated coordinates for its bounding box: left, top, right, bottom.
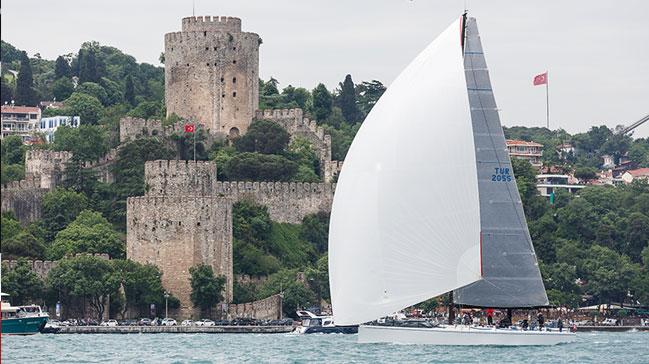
327, 13, 575, 346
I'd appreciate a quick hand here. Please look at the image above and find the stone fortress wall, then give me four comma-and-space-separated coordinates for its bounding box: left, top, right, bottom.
127, 160, 335, 318
1, 254, 110, 279
254, 108, 343, 183
1, 177, 47, 223
227, 294, 282, 320
165, 16, 260, 137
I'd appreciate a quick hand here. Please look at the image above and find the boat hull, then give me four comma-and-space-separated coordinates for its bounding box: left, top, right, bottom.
299, 325, 358, 334
359, 325, 576, 346
1, 316, 48, 335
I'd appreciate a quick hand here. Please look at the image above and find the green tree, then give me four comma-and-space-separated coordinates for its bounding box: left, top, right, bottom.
1, 231, 46, 259
54, 56, 71, 78
541, 262, 581, 307
305, 255, 330, 301
47, 255, 119, 320
624, 212, 649, 261
51, 77, 75, 101
41, 188, 90, 242
190, 264, 226, 317
112, 260, 171, 318
77, 82, 109, 105
281, 85, 310, 109
234, 120, 290, 155
233, 200, 272, 248
257, 269, 316, 317
53, 125, 108, 161
15, 51, 37, 105
356, 80, 386, 115
300, 212, 329, 254
1, 135, 26, 164
288, 137, 320, 182
581, 245, 639, 305
78, 48, 99, 83
574, 166, 598, 182
48, 210, 124, 260
124, 75, 135, 106
223, 152, 298, 181
336, 74, 363, 124
1, 259, 45, 305
311, 83, 333, 122
262, 77, 279, 96
127, 101, 164, 120
98, 77, 124, 105
1, 76, 14, 104
64, 92, 104, 125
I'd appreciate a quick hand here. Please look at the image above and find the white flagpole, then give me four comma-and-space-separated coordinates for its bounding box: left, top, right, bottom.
545, 72, 550, 129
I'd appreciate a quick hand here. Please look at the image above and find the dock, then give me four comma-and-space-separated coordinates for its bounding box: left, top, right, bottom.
56, 325, 294, 334
575, 326, 649, 332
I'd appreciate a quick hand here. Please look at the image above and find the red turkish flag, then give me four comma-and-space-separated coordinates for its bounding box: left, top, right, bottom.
533, 72, 548, 86
184, 123, 195, 133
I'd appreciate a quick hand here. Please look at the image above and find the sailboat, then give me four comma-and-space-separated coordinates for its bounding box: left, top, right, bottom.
328, 14, 576, 346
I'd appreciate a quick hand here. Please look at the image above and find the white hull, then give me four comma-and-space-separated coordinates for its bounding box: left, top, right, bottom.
359, 325, 575, 346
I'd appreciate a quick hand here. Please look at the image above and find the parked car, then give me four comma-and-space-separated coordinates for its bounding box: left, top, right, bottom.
575, 320, 594, 326
196, 319, 215, 326
601, 318, 618, 326
100, 319, 119, 327
139, 318, 152, 326
214, 320, 230, 326
161, 318, 177, 326
181, 320, 194, 326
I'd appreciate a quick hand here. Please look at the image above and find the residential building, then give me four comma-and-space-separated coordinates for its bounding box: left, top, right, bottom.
506, 139, 543, 167
37, 116, 81, 142
621, 168, 649, 184
536, 174, 585, 197
1, 104, 41, 142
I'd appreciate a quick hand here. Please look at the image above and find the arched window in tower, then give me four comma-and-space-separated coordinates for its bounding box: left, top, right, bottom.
220, 77, 224, 82
232, 92, 237, 98
233, 47, 236, 51
203, 31, 207, 36
232, 77, 236, 83
233, 60, 237, 64
229, 127, 240, 138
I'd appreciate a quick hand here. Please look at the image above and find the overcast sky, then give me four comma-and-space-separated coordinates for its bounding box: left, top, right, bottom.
2, 0, 648, 137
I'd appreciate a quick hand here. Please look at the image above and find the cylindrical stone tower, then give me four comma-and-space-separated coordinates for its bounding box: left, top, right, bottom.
164, 16, 260, 137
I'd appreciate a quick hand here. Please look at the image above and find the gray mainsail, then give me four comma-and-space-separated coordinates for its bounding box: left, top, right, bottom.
453, 17, 549, 307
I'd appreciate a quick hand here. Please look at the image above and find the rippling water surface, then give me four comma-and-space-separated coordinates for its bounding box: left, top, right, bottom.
2, 331, 648, 363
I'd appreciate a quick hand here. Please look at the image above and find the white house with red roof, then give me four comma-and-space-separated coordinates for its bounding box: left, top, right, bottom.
621, 168, 649, 184
506, 139, 543, 167
1, 104, 41, 142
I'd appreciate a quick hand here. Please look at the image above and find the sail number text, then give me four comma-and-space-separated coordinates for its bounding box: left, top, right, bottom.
491, 167, 512, 182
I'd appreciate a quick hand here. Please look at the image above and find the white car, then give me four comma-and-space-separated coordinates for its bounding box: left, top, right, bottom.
161, 318, 177, 326
100, 320, 119, 327
601, 318, 618, 326
196, 319, 215, 326
181, 320, 194, 326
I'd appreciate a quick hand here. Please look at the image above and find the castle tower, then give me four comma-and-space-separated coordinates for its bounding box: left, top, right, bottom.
164, 16, 260, 137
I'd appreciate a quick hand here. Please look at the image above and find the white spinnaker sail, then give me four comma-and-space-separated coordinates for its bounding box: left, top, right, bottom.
328, 18, 482, 326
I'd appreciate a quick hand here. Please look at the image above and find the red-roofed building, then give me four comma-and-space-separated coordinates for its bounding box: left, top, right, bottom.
1, 104, 41, 142
506, 139, 543, 167
621, 168, 649, 184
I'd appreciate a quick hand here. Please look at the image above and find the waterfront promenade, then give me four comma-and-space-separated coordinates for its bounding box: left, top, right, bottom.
57, 325, 294, 334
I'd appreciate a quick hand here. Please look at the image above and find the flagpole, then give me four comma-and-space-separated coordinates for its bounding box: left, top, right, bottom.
193, 122, 197, 162
545, 75, 550, 129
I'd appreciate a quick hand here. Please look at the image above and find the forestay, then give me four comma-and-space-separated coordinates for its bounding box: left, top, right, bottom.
453, 17, 549, 307
329, 18, 482, 326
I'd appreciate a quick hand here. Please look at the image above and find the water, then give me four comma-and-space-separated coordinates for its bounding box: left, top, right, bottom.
2, 331, 648, 363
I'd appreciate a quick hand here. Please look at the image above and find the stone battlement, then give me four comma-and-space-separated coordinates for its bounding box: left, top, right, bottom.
82, 148, 118, 169
119, 117, 185, 143
181, 16, 242, 33
25, 149, 73, 162
1, 176, 41, 191
2, 254, 109, 279
255, 108, 326, 141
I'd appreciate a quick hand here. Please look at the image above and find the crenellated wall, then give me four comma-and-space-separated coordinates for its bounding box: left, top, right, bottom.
165, 16, 260, 137
254, 108, 343, 183
128, 159, 335, 318
227, 294, 282, 320
1, 254, 110, 279
1, 177, 47, 223
127, 195, 233, 319
25, 149, 72, 189
143, 160, 335, 224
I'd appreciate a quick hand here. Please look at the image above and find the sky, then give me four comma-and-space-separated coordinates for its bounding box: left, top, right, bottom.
2, 0, 648, 137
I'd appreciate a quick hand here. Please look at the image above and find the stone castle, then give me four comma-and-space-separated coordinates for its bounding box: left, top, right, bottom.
127, 159, 335, 317
165, 16, 260, 137
1, 15, 343, 318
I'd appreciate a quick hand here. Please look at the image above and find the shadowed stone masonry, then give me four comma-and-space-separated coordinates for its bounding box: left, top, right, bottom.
127, 160, 335, 318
